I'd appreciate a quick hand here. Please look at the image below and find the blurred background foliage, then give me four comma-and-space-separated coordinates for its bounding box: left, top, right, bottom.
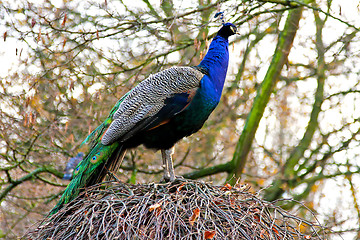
1, 0, 360, 238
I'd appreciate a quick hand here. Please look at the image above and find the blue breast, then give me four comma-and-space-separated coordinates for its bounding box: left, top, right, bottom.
175, 34, 230, 130
174, 76, 219, 132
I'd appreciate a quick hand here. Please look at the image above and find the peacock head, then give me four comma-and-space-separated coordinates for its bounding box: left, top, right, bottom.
217, 23, 238, 38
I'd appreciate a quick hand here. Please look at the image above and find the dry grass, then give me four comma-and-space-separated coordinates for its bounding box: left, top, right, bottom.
27, 180, 327, 239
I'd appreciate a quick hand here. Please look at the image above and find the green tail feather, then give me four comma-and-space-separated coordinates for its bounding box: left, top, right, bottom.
49, 142, 121, 215
49, 91, 132, 215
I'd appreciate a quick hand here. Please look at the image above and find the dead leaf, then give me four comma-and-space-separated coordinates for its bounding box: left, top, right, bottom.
189, 208, 200, 226
177, 182, 186, 192
70, 134, 74, 143
31, 18, 36, 28
149, 202, 161, 212
214, 199, 223, 205
149, 201, 164, 216
199, 51, 204, 61
260, 229, 266, 238
221, 183, 232, 191
204, 230, 216, 239
37, 28, 41, 42
62, 38, 67, 48
62, 13, 67, 27
272, 226, 279, 237
23, 113, 28, 127
69, 80, 75, 91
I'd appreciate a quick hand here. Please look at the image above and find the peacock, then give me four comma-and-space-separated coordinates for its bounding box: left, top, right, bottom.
50, 22, 237, 215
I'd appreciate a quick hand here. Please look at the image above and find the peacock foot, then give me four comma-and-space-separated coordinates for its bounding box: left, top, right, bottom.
160, 174, 184, 183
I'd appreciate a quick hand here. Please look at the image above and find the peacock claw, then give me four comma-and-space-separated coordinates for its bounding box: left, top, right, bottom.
160, 174, 184, 183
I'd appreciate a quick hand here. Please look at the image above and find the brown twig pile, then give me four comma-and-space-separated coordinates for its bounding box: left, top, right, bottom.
27, 180, 327, 239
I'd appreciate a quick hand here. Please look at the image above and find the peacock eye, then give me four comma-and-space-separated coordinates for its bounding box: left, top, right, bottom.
230, 26, 237, 33
90, 155, 98, 163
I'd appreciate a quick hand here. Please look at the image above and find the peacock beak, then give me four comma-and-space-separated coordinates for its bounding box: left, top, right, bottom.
230, 25, 239, 35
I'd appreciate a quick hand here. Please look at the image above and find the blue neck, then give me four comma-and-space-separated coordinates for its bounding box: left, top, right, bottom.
198, 35, 229, 91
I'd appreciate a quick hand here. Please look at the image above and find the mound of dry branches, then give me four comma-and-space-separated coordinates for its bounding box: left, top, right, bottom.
27, 180, 327, 239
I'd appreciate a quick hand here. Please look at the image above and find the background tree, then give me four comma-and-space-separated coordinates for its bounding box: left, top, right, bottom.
1, 0, 360, 239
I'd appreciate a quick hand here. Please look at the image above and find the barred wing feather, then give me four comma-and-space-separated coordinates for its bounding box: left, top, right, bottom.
101, 66, 204, 145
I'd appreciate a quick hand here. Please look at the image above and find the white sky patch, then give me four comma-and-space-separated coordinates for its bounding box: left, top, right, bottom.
0, 38, 23, 77
88, 82, 104, 95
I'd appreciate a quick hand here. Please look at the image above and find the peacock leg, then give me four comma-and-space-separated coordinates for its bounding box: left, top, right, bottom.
161, 149, 170, 180
161, 147, 176, 182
